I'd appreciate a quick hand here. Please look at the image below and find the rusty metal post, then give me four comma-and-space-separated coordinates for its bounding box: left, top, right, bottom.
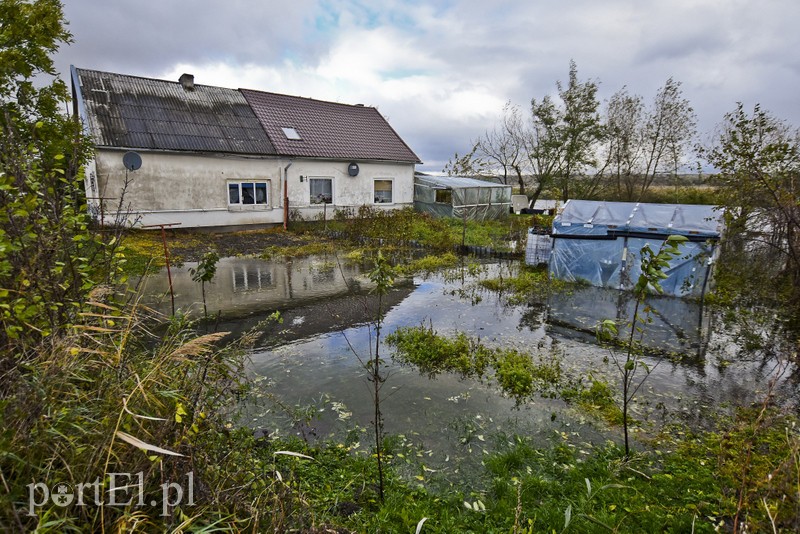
142, 222, 182, 315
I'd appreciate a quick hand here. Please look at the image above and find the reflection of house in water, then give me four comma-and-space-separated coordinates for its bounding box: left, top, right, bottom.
232, 264, 274, 293
547, 285, 711, 358
142, 256, 373, 318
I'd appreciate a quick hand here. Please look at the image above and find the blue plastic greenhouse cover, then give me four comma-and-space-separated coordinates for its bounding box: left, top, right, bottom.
548, 200, 725, 298
552, 200, 723, 238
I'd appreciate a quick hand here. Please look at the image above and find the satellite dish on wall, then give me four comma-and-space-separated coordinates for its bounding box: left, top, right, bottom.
348, 162, 359, 176
123, 151, 142, 171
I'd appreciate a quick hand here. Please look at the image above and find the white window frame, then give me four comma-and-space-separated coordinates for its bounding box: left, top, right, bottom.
309, 177, 334, 205
227, 180, 270, 209
373, 178, 394, 204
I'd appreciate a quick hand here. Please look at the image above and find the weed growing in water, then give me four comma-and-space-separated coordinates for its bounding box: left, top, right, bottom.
387, 325, 567, 406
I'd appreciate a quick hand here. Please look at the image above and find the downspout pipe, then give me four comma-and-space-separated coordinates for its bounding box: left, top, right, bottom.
283, 161, 292, 230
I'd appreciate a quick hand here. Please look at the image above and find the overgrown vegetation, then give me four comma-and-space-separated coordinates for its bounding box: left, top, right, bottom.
2, 2, 799, 531
309, 205, 533, 253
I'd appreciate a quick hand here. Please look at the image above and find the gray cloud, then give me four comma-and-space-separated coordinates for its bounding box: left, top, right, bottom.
54, 0, 800, 172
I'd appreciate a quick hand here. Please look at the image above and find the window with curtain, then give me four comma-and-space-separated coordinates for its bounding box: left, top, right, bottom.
374, 179, 393, 203
310, 178, 333, 204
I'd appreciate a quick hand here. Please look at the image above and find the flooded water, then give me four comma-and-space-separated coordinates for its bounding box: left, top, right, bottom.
140, 254, 799, 479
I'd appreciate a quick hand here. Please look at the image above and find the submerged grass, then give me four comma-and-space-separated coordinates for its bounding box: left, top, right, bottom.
478, 263, 560, 304
396, 252, 461, 276
387, 325, 566, 405
261, 241, 336, 259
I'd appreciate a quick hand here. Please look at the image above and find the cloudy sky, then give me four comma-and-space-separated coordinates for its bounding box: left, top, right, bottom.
54, 0, 800, 172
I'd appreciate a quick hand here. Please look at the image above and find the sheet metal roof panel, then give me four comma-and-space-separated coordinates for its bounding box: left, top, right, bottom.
241, 89, 421, 163
75, 68, 276, 155
414, 175, 511, 189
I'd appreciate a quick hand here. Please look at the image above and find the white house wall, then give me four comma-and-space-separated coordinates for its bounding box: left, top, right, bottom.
91, 149, 414, 228
287, 159, 414, 220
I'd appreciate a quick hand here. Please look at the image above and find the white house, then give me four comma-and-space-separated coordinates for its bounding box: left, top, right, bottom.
71, 67, 421, 229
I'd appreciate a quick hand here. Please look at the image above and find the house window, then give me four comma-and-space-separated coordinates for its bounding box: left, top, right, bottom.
229, 181, 269, 206
374, 179, 393, 204
435, 189, 452, 204
310, 178, 333, 205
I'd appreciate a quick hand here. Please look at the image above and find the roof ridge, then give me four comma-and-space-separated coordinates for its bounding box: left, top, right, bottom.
74, 66, 238, 91
239, 87, 377, 110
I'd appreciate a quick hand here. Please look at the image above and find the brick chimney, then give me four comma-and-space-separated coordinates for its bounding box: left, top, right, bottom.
179, 73, 194, 91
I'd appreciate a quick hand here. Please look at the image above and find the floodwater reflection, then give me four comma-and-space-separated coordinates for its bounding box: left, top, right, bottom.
139, 255, 372, 318
140, 255, 798, 470
547, 285, 711, 358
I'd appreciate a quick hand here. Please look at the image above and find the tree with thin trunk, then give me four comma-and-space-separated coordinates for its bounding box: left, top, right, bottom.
553, 60, 605, 201
475, 102, 528, 193
526, 94, 563, 205
189, 251, 219, 319
367, 251, 394, 502
598, 235, 688, 459
700, 103, 800, 303
602, 87, 645, 200
637, 78, 696, 200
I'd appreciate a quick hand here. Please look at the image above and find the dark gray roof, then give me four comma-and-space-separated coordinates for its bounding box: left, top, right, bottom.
72, 68, 421, 163
73, 68, 276, 155
241, 89, 421, 163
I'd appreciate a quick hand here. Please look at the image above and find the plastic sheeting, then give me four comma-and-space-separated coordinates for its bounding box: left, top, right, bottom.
548, 200, 723, 298
526, 231, 553, 265
553, 200, 722, 238
414, 175, 512, 221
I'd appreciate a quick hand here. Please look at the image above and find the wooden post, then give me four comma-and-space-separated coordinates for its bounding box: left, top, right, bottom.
141, 222, 182, 315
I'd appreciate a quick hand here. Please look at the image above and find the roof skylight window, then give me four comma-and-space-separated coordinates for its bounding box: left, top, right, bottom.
281, 127, 301, 140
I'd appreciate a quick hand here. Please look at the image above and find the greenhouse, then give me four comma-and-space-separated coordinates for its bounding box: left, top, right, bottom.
547, 200, 724, 298
413, 175, 512, 220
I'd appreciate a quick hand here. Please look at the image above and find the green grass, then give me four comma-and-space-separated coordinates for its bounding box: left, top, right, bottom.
119, 208, 543, 278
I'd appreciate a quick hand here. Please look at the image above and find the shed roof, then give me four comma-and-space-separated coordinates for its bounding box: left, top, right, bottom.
553, 200, 723, 238
415, 175, 511, 189
241, 89, 421, 163
72, 68, 275, 155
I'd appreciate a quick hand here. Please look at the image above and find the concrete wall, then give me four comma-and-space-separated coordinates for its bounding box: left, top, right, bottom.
89, 148, 415, 228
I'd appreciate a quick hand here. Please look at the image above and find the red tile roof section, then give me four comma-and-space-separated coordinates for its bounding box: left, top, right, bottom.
241, 89, 421, 163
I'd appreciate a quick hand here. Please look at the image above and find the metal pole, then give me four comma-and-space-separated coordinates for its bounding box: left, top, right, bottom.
142, 222, 182, 315
160, 225, 175, 316
283, 177, 289, 231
